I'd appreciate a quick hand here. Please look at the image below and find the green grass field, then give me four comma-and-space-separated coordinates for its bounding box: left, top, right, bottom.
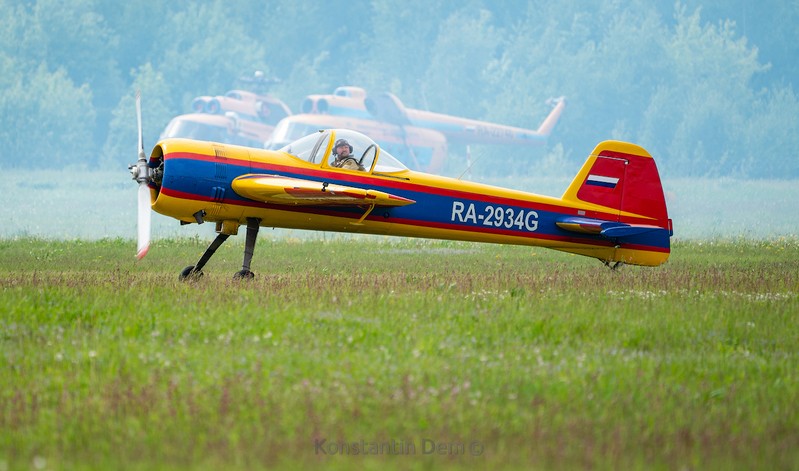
1, 237, 797, 470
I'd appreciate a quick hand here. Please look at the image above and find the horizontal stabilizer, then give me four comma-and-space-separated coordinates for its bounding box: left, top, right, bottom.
600, 225, 661, 238
232, 174, 416, 207
556, 216, 617, 234
556, 217, 661, 240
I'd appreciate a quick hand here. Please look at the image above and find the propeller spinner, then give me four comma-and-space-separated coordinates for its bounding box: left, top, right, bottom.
129, 90, 152, 259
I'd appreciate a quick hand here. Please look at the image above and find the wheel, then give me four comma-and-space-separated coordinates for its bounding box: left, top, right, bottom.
233, 269, 255, 280
179, 265, 204, 281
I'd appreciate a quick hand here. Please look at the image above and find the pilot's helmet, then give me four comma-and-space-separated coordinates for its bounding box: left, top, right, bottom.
334, 138, 353, 154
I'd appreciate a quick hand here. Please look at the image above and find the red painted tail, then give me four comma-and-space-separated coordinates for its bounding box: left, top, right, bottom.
562, 141, 670, 226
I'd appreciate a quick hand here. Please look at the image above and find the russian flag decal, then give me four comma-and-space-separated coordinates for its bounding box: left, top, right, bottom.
586, 174, 619, 189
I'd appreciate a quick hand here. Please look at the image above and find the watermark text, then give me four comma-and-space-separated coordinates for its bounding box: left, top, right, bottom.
314, 438, 484, 457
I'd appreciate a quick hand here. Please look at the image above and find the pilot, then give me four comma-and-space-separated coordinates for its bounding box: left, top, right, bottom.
331, 138, 364, 171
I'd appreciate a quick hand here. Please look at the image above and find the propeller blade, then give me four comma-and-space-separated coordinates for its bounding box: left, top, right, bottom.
136, 90, 145, 160
133, 90, 151, 259
137, 183, 152, 259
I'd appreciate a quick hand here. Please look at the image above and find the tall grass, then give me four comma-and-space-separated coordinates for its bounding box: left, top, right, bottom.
1, 237, 797, 470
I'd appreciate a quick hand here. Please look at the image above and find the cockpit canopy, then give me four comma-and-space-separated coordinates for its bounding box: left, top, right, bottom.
278, 129, 408, 173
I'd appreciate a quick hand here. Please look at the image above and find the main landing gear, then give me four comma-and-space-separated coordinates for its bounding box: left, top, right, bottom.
179, 217, 261, 281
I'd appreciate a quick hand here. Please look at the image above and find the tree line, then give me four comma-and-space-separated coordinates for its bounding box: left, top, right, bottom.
1, 0, 797, 178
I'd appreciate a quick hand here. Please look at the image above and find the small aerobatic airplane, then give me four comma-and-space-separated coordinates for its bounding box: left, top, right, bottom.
130, 94, 671, 278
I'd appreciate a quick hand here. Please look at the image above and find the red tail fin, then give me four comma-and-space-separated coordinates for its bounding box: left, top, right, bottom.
562, 141, 669, 225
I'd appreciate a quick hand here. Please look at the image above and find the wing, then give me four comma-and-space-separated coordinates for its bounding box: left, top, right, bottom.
231, 174, 415, 207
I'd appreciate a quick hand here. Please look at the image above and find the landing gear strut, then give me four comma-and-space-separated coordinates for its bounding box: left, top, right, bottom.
602, 244, 624, 271
234, 218, 260, 280
179, 217, 261, 281
603, 260, 624, 271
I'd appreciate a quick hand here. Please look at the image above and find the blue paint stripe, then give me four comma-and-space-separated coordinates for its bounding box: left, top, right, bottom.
586, 175, 619, 188
586, 180, 617, 188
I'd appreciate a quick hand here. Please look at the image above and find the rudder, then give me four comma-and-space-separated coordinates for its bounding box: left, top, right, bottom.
562, 140, 669, 225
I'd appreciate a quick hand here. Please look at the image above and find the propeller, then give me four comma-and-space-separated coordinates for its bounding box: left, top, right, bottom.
136, 183, 151, 259
129, 90, 151, 259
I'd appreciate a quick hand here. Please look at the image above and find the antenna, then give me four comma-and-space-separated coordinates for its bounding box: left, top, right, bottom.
457, 145, 475, 181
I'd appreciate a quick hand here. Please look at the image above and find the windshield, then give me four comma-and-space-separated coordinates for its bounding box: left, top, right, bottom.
278, 132, 330, 163
279, 129, 408, 173
267, 119, 320, 150
372, 148, 407, 173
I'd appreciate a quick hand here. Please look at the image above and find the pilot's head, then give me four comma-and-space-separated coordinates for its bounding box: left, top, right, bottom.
333, 138, 353, 157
